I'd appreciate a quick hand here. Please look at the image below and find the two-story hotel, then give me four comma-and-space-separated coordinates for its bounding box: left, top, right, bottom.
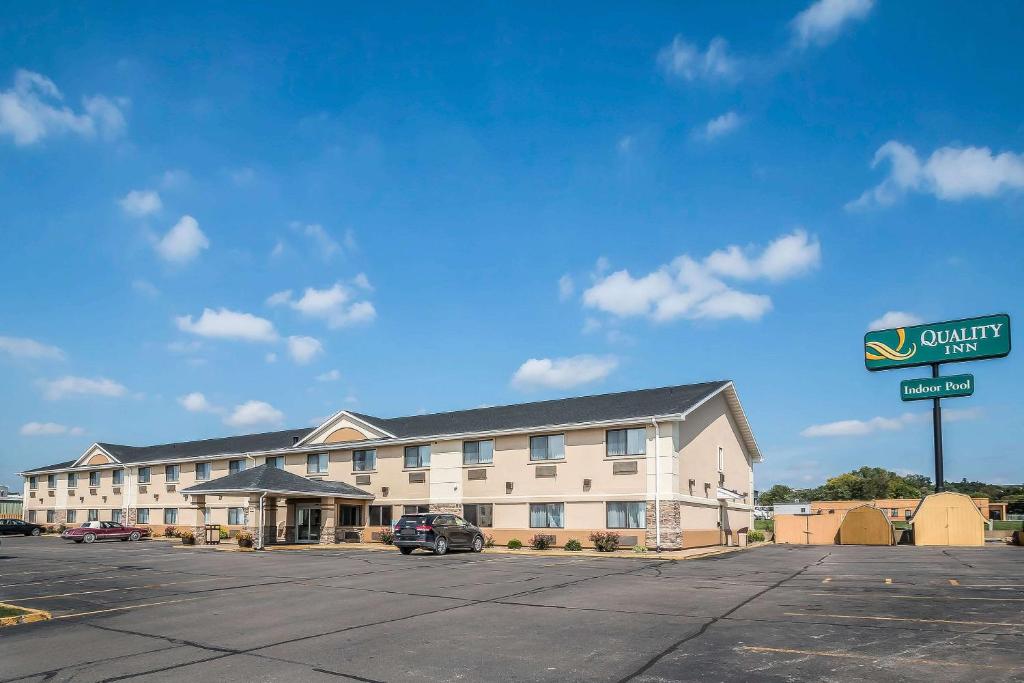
20, 381, 761, 550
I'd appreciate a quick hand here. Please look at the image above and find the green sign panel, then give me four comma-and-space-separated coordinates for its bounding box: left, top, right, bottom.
865, 313, 1011, 371
900, 374, 974, 401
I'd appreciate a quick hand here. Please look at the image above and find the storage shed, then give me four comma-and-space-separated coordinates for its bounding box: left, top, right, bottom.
774, 512, 843, 545
911, 491, 986, 546
837, 505, 895, 545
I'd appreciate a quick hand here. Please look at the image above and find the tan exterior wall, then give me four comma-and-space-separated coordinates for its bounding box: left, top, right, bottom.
774, 512, 843, 545
811, 497, 991, 521
911, 492, 986, 546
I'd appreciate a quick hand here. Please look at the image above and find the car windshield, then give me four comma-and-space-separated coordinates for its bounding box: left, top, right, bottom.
397, 515, 433, 526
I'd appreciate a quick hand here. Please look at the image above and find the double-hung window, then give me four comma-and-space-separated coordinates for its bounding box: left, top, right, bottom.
87, 509, 99, 522
112, 469, 124, 486
462, 440, 494, 465
47, 474, 56, 488
307, 453, 329, 474
229, 459, 245, 474
606, 502, 646, 529
29, 476, 37, 490
195, 463, 211, 481
137, 508, 149, 524
89, 471, 100, 487
529, 503, 564, 528
463, 503, 493, 527
530, 434, 565, 461
164, 508, 178, 524
137, 467, 151, 484
368, 505, 393, 527
606, 428, 646, 457
265, 456, 284, 469
165, 465, 180, 483
339, 505, 362, 526
352, 449, 376, 472
67, 472, 78, 487
228, 508, 244, 525
66, 509, 77, 523
46, 509, 56, 523
404, 445, 430, 469
112, 509, 122, 524
404, 504, 429, 515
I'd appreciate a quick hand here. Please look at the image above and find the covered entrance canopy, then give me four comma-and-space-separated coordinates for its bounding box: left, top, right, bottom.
182, 464, 373, 547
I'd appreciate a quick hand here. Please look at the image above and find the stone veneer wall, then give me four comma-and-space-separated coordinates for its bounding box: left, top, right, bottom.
428, 503, 464, 515
645, 500, 681, 550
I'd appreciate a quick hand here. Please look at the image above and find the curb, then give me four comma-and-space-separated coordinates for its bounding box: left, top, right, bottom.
0, 603, 51, 628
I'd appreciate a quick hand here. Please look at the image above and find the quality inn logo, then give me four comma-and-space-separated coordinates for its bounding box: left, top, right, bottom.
864, 314, 1010, 371
865, 327, 916, 362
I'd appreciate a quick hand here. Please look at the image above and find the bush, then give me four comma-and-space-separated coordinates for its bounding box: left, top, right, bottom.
219, 528, 229, 540
378, 528, 394, 545
506, 538, 523, 549
529, 535, 552, 550
163, 525, 177, 538
589, 531, 620, 552
564, 538, 583, 551
632, 544, 648, 553
484, 534, 496, 548
56, 524, 68, 534
236, 531, 254, 548
754, 518, 774, 532
179, 530, 195, 545
746, 530, 765, 543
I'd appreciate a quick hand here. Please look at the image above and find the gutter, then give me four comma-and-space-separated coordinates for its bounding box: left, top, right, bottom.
652, 417, 661, 551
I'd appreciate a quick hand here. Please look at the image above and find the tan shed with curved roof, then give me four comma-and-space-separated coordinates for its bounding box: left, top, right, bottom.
911, 491, 986, 546
837, 505, 895, 545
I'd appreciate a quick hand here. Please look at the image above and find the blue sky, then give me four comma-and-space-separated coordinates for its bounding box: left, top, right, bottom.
2, 2, 1022, 491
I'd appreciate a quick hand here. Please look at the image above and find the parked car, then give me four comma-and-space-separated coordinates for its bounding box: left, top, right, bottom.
0, 518, 45, 536
393, 513, 484, 555
61, 521, 149, 543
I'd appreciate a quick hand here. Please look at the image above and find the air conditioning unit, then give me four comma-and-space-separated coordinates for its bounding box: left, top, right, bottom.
583, 478, 592, 491
112, 487, 121, 494
90, 488, 98, 495
381, 487, 389, 497
68, 489, 76, 497
30, 491, 36, 498
166, 485, 176, 493
138, 485, 148, 493
47, 490, 54, 497
505, 481, 514, 494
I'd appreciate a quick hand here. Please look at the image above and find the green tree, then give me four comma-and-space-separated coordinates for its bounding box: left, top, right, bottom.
757, 485, 797, 506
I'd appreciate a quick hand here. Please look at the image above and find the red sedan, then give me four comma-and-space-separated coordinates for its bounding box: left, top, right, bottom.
62, 521, 149, 543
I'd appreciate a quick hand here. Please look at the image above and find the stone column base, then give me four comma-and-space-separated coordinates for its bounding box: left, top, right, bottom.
318, 526, 337, 544
645, 500, 682, 550
191, 526, 207, 544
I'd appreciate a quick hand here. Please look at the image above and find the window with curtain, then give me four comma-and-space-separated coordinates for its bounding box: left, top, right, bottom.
463, 503, 493, 527
307, 453, 329, 474
352, 449, 376, 471
137, 467, 151, 483
67, 472, 78, 487
462, 440, 494, 465
606, 502, 646, 529
165, 465, 180, 483
112, 509, 122, 524
529, 503, 564, 528
29, 476, 37, 490
404, 445, 431, 469
265, 456, 284, 469
89, 471, 100, 487
87, 509, 99, 521
112, 469, 124, 485
47, 475, 56, 488
228, 508, 244, 525
164, 508, 178, 524
403, 504, 429, 515
339, 505, 363, 526
66, 509, 77, 523
28, 511, 36, 523
136, 508, 149, 524
46, 510, 56, 523
606, 428, 646, 456
196, 463, 211, 480
229, 459, 245, 474
369, 505, 393, 527
530, 434, 565, 461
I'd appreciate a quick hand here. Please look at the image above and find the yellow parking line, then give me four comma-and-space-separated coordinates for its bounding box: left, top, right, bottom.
884, 578, 892, 585
52, 596, 204, 620
811, 592, 1024, 602
737, 646, 1014, 671
949, 579, 959, 586
3, 576, 224, 602
784, 612, 1024, 627
821, 577, 832, 584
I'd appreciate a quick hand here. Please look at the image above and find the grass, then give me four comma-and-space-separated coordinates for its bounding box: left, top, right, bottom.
0, 605, 30, 619
754, 519, 774, 532
993, 520, 1024, 531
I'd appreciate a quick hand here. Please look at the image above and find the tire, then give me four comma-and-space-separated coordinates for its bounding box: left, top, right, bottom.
399, 547, 414, 555
129, 531, 141, 541
30, 528, 42, 537
433, 536, 448, 556
471, 535, 484, 553
83, 533, 96, 544
74, 539, 83, 544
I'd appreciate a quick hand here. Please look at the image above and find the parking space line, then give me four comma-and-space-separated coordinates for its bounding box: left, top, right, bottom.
783, 612, 1024, 627
737, 646, 1015, 671
821, 577, 832, 584
884, 578, 892, 585
811, 592, 1024, 602
949, 579, 959, 586
51, 596, 205, 620
3, 576, 226, 602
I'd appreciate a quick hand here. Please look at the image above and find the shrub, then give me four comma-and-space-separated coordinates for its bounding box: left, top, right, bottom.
56, 524, 68, 534
236, 531, 254, 548
179, 530, 195, 546
506, 538, 523, 549
219, 528, 229, 540
378, 528, 394, 545
484, 534, 496, 548
529, 535, 552, 550
632, 544, 648, 553
589, 531, 620, 552
163, 525, 177, 538
564, 538, 583, 551
747, 530, 765, 543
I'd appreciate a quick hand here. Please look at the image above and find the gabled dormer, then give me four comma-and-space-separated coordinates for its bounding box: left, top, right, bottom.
296, 410, 395, 447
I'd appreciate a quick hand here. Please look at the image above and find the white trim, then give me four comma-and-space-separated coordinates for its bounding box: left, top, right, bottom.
182, 486, 374, 499
71, 443, 121, 468
295, 410, 396, 447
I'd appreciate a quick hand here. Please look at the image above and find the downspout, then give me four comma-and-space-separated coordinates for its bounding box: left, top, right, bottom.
256, 491, 267, 550
652, 417, 661, 552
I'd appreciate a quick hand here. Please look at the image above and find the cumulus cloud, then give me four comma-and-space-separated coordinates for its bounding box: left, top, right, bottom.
657, 36, 740, 83
352, 273, 373, 290
175, 308, 278, 342
224, 400, 284, 428
801, 408, 980, 438
792, 0, 874, 48
848, 141, 1024, 209
268, 283, 376, 329
558, 275, 575, 302
178, 392, 219, 413
316, 369, 341, 382
868, 311, 923, 331
287, 335, 323, 365
582, 230, 819, 323
156, 215, 209, 264
0, 336, 66, 361
119, 189, 161, 217
38, 376, 127, 401
698, 111, 742, 141
289, 222, 344, 260
0, 69, 127, 146
511, 355, 619, 391
20, 422, 84, 436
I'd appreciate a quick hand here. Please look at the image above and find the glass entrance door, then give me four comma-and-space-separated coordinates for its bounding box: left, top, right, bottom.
296, 506, 322, 543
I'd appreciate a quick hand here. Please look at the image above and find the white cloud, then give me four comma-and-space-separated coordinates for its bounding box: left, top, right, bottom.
582, 230, 818, 323
265, 352, 277, 363
287, 335, 323, 365
511, 355, 619, 391
699, 111, 742, 141
0, 336, 66, 361
119, 189, 161, 217
132, 279, 160, 297
848, 141, 1024, 209
868, 311, 923, 331
792, 0, 874, 48
558, 275, 575, 302
801, 408, 980, 438
0, 69, 127, 146
167, 340, 202, 354
269, 283, 377, 329
316, 369, 341, 382
160, 169, 190, 189
178, 392, 218, 413
156, 215, 209, 264
224, 400, 284, 428
20, 422, 84, 437
39, 376, 127, 401
657, 36, 739, 83
290, 222, 342, 259
175, 308, 278, 342
352, 273, 373, 290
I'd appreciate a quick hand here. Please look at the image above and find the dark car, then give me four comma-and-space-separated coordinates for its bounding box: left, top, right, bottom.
393, 513, 484, 555
61, 521, 149, 543
0, 518, 45, 536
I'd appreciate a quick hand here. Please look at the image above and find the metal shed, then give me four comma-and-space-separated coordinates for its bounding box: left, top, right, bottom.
837, 504, 895, 545
911, 491, 986, 546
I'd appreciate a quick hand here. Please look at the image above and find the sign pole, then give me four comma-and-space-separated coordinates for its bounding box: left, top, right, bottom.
931, 363, 944, 492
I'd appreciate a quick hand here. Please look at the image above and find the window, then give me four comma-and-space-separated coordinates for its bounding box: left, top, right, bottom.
47, 474, 56, 488
137, 508, 150, 524
463, 503, 493, 527
87, 509, 99, 522
462, 440, 494, 465
67, 472, 78, 487
164, 508, 178, 524
890, 508, 898, 517
66, 509, 77, 523
112, 509, 122, 524
404, 445, 430, 469
607, 502, 646, 529
530, 434, 565, 461
28, 511, 37, 523
404, 505, 429, 515
203, 508, 211, 524
195, 463, 211, 481
529, 503, 564, 528
165, 465, 180, 483
368, 505, 393, 527
717, 446, 725, 473
228, 508, 244, 525
29, 476, 37, 490
606, 428, 646, 457
229, 459, 245, 474
112, 469, 123, 485
89, 471, 100, 487
138, 467, 151, 484
339, 505, 363, 526
46, 510, 56, 523
352, 449, 376, 472
307, 453, 329, 474
265, 456, 284, 469
905, 509, 912, 518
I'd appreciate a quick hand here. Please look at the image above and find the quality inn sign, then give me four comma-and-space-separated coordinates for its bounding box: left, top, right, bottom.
864, 313, 1011, 371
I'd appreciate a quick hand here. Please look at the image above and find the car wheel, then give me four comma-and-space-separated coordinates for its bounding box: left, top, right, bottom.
83, 533, 96, 544
399, 547, 414, 555
129, 531, 141, 541
471, 535, 484, 552
433, 537, 448, 555
30, 527, 42, 537
74, 539, 83, 544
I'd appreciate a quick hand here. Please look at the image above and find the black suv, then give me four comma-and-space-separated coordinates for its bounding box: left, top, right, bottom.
0, 518, 45, 536
393, 513, 485, 555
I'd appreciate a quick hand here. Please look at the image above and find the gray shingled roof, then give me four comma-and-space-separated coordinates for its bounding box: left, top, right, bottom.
96, 428, 314, 465
350, 381, 730, 438
181, 464, 373, 498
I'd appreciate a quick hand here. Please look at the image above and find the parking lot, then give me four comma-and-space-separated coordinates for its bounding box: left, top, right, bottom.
0, 537, 1021, 682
